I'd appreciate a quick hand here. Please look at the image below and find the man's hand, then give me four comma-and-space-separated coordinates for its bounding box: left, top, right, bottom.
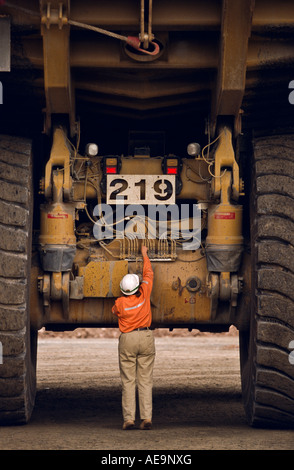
141, 244, 148, 257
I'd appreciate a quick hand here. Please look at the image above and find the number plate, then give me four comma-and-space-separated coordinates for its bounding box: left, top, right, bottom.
106, 175, 175, 204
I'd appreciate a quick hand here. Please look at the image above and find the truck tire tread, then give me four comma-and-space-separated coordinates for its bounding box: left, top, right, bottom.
0, 135, 36, 425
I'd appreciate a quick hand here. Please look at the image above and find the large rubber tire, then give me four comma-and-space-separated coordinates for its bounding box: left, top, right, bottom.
240, 134, 294, 427
0, 135, 37, 424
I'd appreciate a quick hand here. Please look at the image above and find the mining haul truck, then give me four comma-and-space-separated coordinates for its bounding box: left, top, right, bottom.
0, 0, 294, 427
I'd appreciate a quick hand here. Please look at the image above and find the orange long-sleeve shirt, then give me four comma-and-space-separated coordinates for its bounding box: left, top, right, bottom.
112, 255, 154, 333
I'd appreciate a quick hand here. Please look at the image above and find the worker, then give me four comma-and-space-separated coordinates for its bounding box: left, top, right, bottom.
112, 244, 155, 430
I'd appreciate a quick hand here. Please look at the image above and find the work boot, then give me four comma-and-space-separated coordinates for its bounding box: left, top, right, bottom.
122, 420, 135, 430
139, 419, 152, 430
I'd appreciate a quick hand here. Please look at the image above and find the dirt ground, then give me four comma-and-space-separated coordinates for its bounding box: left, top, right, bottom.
0, 327, 293, 453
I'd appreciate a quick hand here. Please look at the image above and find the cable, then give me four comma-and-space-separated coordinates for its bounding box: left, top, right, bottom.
201, 132, 223, 165
3, 1, 39, 17
200, 131, 227, 179
68, 19, 128, 42
3, 1, 159, 55
185, 164, 211, 183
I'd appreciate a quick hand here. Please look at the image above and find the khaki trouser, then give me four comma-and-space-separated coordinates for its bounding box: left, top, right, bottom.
118, 329, 155, 422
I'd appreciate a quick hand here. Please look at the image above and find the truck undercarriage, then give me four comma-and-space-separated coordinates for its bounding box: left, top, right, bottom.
0, 0, 294, 428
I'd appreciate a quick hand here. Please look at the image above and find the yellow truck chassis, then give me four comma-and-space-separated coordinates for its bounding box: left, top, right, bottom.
0, 0, 294, 427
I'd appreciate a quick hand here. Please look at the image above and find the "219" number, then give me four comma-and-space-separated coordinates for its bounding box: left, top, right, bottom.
106, 175, 175, 205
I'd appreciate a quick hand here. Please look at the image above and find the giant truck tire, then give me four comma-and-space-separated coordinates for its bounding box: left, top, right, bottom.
239, 134, 294, 427
0, 135, 37, 424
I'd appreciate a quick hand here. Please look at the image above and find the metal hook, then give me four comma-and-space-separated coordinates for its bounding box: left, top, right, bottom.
126, 36, 160, 56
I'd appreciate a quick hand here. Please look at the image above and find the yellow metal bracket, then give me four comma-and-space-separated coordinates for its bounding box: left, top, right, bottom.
41, 2, 68, 30
44, 127, 72, 200
211, 0, 255, 136
211, 127, 244, 201
40, 1, 76, 136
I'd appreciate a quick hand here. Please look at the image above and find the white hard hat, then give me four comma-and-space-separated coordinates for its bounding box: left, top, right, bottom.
120, 274, 140, 295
